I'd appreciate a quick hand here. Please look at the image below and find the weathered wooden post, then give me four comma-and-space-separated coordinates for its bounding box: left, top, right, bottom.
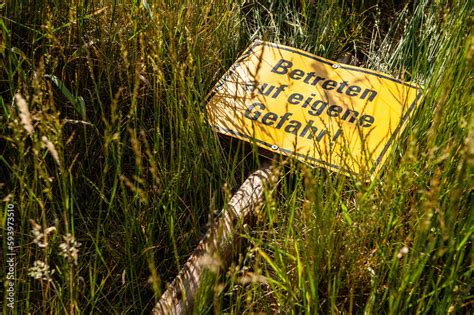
154, 40, 422, 314
153, 161, 278, 314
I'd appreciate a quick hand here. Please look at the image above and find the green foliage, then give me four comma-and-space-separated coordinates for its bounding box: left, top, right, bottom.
1, 0, 472, 313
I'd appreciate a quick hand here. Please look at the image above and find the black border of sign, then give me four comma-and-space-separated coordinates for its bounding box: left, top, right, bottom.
205, 40, 424, 178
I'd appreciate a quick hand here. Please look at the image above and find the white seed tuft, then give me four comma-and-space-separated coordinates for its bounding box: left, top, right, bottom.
28, 260, 54, 281
41, 136, 60, 165
59, 233, 81, 265
30, 219, 56, 248
15, 93, 34, 136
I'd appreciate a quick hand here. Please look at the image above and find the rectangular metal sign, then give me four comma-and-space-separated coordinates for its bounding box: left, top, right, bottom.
206, 41, 422, 178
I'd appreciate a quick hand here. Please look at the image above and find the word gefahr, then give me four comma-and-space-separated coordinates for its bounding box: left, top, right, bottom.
271, 59, 378, 102
245, 102, 342, 142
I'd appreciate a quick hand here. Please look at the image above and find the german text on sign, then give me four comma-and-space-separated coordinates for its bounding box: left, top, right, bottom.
206, 41, 422, 178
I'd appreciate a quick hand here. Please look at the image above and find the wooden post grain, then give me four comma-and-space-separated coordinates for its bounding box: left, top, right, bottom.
153, 161, 278, 314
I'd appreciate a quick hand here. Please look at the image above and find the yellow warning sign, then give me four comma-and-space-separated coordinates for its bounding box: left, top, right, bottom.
206, 41, 422, 178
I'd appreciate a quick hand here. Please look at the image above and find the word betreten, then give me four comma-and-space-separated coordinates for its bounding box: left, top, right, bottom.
245, 102, 342, 142
271, 59, 378, 102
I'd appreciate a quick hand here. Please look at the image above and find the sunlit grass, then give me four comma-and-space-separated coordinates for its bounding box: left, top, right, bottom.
1, 0, 472, 313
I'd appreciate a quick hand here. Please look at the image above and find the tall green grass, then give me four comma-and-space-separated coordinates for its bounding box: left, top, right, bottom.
1, 0, 472, 313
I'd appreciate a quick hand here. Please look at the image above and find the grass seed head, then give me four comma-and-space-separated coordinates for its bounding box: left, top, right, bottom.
15, 93, 34, 136
28, 260, 55, 281
59, 233, 81, 265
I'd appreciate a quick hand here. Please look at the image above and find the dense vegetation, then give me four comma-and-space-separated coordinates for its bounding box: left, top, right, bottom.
1, 0, 472, 313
